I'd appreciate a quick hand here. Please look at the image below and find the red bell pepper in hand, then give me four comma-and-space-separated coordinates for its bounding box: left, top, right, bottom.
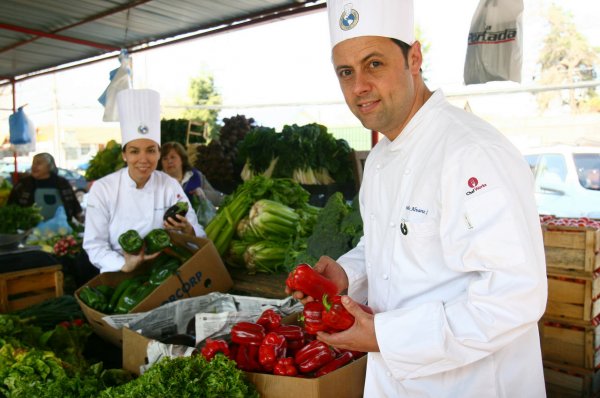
294, 340, 335, 373
259, 332, 287, 372
274, 357, 299, 376
236, 343, 261, 372
286, 263, 338, 301
231, 322, 266, 346
302, 301, 328, 335
315, 351, 354, 377
200, 338, 230, 361
256, 309, 282, 332
321, 294, 373, 332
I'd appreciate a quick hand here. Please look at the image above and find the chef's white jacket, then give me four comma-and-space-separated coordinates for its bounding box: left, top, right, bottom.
338, 91, 547, 397
83, 168, 205, 273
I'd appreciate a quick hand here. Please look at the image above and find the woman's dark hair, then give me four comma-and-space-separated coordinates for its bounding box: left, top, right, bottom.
159, 141, 192, 172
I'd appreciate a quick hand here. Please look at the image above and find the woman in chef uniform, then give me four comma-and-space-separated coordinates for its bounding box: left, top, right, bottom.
83, 89, 204, 274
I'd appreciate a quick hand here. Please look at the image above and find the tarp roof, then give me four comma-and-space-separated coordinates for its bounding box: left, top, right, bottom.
0, 0, 325, 85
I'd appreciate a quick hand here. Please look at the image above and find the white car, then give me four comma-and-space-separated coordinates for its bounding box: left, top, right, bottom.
522, 145, 600, 218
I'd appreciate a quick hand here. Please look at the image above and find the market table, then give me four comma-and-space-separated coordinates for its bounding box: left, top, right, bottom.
228, 268, 288, 299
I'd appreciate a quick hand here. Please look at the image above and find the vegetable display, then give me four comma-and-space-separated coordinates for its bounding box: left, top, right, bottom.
198, 306, 366, 378
0, 204, 43, 233
99, 354, 258, 398
0, 313, 131, 397
85, 140, 125, 181
237, 123, 355, 186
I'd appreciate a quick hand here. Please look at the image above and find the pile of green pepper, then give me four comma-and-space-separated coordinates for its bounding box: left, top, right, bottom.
78, 253, 184, 314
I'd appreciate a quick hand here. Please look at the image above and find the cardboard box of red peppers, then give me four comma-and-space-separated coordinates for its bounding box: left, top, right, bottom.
123, 264, 368, 398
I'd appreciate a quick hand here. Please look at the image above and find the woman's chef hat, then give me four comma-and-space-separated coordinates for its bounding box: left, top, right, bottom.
327, 0, 414, 49
117, 89, 161, 146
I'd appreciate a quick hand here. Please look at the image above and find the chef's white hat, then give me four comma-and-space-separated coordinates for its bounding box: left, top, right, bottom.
327, 0, 415, 49
117, 89, 161, 147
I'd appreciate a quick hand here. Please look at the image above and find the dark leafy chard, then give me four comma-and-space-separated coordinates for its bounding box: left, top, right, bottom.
163, 201, 189, 221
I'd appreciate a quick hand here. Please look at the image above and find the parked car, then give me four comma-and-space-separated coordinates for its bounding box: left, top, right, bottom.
522, 145, 600, 218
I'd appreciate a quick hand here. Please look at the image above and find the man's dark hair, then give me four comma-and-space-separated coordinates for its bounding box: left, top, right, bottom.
391, 38, 411, 68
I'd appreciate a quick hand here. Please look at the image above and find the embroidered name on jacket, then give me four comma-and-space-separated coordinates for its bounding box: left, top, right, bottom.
405, 205, 429, 215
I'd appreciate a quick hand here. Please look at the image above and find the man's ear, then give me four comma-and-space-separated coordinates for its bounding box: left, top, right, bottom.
408, 41, 423, 75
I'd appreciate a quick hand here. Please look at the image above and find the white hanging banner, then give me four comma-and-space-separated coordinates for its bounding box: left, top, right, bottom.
98, 50, 132, 122
463, 0, 524, 85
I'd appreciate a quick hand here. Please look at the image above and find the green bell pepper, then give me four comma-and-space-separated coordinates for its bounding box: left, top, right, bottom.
114, 281, 156, 314
107, 277, 141, 313
79, 286, 109, 312
118, 229, 144, 254
149, 257, 181, 286
144, 228, 171, 254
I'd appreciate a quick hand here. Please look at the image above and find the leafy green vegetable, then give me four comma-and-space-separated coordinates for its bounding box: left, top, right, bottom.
0, 204, 43, 233
85, 140, 125, 181
100, 354, 258, 398
284, 192, 363, 268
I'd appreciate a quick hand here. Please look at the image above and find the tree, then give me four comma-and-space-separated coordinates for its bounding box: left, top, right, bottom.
536, 4, 599, 113
184, 73, 222, 137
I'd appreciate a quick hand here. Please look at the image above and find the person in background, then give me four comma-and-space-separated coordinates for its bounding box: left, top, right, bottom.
8, 152, 83, 222
83, 89, 204, 278
159, 141, 224, 207
287, 0, 547, 396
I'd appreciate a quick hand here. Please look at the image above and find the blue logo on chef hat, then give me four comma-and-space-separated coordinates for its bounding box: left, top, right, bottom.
339, 3, 359, 31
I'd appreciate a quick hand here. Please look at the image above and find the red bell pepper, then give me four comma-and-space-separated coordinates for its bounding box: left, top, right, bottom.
259, 332, 287, 372
294, 340, 335, 373
286, 263, 338, 302
286, 338, 305, 357
272, 325, 304, 341
235, 343, 261, 372
302, 301, 328, 335
273, 357, 299, 376
200, 338, 231, 361
321, 294, 373, 332
231, 322, 266, 346
315, 351, 354, 377
256, 309, 282, 332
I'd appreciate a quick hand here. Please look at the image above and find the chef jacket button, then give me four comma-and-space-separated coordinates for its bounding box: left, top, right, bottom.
370, 213, 375, 220
389, 222, 395, 228
386, 371, 392, 377
404, 168, 411, 175
382, 274, 389, 280
376, 164, 381, 170
367, 262, 372, 269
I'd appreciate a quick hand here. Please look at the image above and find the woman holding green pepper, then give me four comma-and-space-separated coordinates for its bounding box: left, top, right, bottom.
82, 89, 204, 275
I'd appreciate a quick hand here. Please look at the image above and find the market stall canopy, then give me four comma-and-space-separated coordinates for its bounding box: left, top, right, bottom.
0, 0, 325, 85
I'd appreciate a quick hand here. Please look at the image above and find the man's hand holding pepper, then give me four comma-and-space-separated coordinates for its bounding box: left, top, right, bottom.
285, 256, 349, 303
316, 295, 379, 353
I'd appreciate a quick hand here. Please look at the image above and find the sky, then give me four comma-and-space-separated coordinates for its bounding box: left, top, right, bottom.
0, 0, 599, 152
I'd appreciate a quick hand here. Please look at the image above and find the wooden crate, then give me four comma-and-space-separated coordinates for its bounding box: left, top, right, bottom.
544, 361, 600, 398
0, 265, 63, 312
544, 226, 600, 274
546, 271, 600, 322
540, 317, 597, 369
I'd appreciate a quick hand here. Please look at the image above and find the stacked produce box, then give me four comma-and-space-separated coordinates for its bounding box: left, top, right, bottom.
539, 215, 600, 397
